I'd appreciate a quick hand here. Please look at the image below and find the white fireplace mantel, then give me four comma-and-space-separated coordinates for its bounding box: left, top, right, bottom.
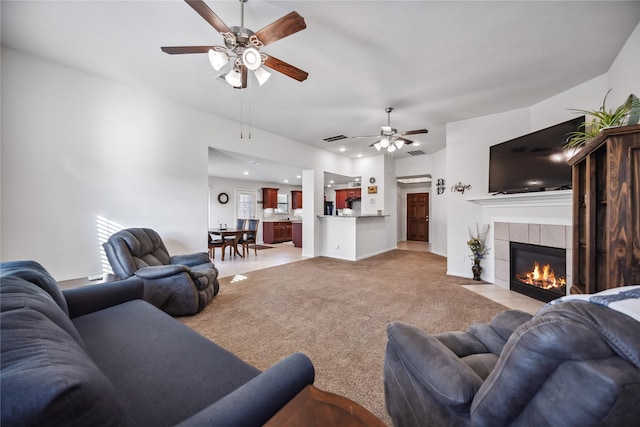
466, 190, 572, 208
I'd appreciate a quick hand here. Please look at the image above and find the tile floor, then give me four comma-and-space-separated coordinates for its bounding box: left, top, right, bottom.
213, 241, 545, 315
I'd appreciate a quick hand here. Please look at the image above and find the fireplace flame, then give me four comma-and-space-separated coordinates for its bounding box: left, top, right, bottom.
516, 262, 566, 290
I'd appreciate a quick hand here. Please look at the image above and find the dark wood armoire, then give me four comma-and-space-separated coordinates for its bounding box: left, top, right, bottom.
568, 125, 640, 294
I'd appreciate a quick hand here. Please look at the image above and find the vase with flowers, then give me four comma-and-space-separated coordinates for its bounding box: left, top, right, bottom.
467, 224, 490, 280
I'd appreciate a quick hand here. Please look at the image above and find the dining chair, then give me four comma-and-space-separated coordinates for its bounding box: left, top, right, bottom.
208, 233, 233, 261
208, 233, 223, 260
240, 219, 260, 257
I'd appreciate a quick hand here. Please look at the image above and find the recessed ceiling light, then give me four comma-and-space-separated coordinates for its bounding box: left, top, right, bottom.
284, 179, 289, 183
296, 175, 302, 179
355, 178, 360, 182
357, 154, 363, 158
413, 142, 420, 147
243, 171, 249, 175
339, 147, 346, 152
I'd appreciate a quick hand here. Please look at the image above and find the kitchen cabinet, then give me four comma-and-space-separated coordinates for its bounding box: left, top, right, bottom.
335, 190, 348, 209
568, 125, 640, 294
334, 188, 361, 209
262, 188, 279, 209
263, 221, 293, 244
292, 222, 302, 248
291, 190, 303, 209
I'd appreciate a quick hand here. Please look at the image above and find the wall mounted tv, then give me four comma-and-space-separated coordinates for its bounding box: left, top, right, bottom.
488, 116, 584, 194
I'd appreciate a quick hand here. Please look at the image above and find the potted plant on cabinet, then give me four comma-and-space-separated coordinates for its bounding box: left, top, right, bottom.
467, 224, 490, 281
565, 90, 640, 148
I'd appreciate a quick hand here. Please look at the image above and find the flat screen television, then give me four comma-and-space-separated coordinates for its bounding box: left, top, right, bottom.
488, 116, 584, 194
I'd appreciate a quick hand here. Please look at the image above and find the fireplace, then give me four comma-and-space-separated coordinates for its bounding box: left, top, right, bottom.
510, 242, 567, 302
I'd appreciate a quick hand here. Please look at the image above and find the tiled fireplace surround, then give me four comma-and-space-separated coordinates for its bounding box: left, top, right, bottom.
493, 222, 572, 296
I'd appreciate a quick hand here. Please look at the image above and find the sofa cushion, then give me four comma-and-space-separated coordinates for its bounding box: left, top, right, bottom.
72, 299, 261, 426
1, 278, 125, 427
0, 260, 69, 315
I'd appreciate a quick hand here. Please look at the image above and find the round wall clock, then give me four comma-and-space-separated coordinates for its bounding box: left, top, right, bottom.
217, 192, 229, 204
369, 177, 376, 184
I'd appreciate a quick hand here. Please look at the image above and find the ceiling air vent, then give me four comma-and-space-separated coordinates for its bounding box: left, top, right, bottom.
407, 150, 426, 156
323, 135, 347, 143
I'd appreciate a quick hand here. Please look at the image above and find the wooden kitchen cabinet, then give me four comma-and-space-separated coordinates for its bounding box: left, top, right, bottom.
262, 188, 279, 209
292, 222, 302, 248
291, 190, 303, 209
263, 221, 293, 244
568, 125, 640, 294
335, 189, 348, 209
334, 188, 361, 209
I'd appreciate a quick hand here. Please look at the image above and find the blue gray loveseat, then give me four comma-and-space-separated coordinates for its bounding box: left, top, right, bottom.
1, 260, 315, 427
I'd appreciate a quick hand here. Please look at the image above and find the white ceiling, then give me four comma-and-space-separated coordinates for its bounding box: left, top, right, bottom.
3, 1, 639, 184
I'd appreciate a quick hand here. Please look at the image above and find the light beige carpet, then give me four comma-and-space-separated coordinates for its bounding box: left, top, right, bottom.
180, 250, 508, 425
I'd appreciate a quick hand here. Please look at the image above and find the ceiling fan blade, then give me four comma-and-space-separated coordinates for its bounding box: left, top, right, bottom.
185, 0, 231, 34
263, 55, 308, 82
397, 137, 415, 144
161, 46, 216, 54
368, 140, 382, 147
400, 129, 429, 136
255, 11, 306, 47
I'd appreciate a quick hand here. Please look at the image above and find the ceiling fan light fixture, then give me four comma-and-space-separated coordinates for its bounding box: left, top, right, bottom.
387, 144, 397, 153
380, 138, 390, 148
225, 68, 242, 87
242, 47, 262, 71
208, 49, 229, 71
253, 66, 271, 86
373, 142, 382, 151
394, 139, 404, 149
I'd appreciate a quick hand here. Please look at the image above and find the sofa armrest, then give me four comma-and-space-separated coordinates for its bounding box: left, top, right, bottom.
170, 252, 210, 267
63, 277, 144, 319
386, 322, 483, 412
177, 352, 315, 427
134, 265, 189, 279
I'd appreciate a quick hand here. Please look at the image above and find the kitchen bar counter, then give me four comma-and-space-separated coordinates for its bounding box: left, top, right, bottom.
317, 215, 389, 218
317, 215, 390, 261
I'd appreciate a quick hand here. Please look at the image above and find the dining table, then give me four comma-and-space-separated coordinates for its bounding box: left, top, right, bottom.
208, 228, 250, 259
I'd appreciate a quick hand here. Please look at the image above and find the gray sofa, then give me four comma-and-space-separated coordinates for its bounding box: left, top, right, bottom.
103, 227, 219, 316
384, 287, 640, 427
1, 260, 315, 427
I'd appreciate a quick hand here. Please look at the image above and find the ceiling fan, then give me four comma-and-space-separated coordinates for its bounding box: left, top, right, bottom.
161, 0, 308, 89
353, 107, 428, 152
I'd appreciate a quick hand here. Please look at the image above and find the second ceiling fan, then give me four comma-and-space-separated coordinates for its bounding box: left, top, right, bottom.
353, 108, 428, 153
161, 0, 308, 88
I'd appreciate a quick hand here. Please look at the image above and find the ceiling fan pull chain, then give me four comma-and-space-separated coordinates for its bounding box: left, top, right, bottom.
240, 85, 244, 139
248, 83, 252, 139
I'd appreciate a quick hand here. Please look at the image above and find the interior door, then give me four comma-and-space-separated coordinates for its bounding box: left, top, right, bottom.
407, 193, 429, 241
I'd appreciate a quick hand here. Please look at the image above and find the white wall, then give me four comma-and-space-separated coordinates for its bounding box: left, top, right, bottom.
395, 154, 433, 177
607, 22, 640, 107
445, 108, 530, 277
353, 155, 384, 216
429, 149, 447, 256
0, 47, 353, 279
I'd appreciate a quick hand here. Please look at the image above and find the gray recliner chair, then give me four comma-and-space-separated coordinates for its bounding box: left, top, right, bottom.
384, 287, 640, 427
103, 228, 219, 316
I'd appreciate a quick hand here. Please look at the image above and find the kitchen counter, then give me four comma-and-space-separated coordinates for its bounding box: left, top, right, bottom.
317, 215, 390, 261
317, 215, 389, 218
